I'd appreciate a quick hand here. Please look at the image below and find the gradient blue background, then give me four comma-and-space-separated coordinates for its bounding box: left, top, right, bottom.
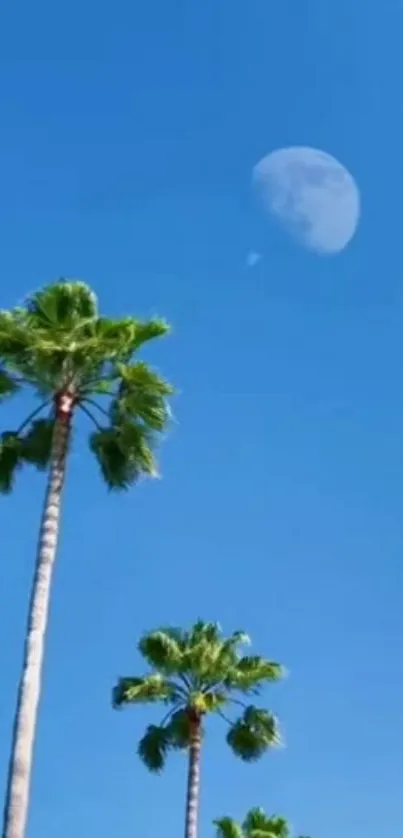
1, 1, 402, 837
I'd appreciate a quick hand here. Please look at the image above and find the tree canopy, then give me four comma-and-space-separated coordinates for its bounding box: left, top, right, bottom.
113, 620, 284, 771
214, 808, 311, 838
0, 279, 173, 491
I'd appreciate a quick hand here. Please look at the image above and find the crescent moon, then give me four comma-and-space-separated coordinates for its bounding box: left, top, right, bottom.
252, 147, 360, 254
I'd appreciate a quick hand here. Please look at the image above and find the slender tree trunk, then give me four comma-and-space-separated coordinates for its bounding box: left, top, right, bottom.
184, 713, 202, 838
2, 394, 74, 838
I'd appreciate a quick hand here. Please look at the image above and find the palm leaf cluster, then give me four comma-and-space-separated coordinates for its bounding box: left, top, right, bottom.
113, 620, 284, 771
215, 809, 310, 838
0, 280, 173, 491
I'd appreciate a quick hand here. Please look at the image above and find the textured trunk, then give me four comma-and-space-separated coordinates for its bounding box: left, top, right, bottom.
184, 714, 202, 838
2, 394, 73, 838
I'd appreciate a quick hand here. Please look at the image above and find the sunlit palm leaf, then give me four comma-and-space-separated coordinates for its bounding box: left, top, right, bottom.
214, 817, 244, 838
189, 620, 221, 647
112, 362, 173, 432
197, 690, 227, 713
227, 656, 284, 693
138, 629, 184, 674
243, 810, 289, 838
25, 280, 98, 331
112, 674, 175, 707
0, 312, 32, 361
128, 319, 170, 352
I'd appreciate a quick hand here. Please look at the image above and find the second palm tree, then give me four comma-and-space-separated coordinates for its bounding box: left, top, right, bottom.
113, 620, 284, 838
214, 807, 312, 838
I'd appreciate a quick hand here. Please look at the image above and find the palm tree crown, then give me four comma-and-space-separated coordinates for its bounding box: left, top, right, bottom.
0, 279, 173, 490
214, 808, 311, 838
113, 620, 284, 770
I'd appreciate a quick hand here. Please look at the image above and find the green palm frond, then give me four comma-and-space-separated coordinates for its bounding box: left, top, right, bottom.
0, 432, 24, 493
0, 369, 20, 400
0, 311, 32, 361
214, 817, 244, 838
165, 709, 192, 750
215, 809, 301, 838
21, 418, 55, 470
196, 690, 228, 714
112, 674, 176, 707
138, 629, 184, 674
181, 621, 228, 681
189, 620, 221, 647
227, 706, 280, 762
199, 631, 251, 687
127, 319, 170, 352
112, 361, 173, 432
243, 810, 290, 838
25, 280, 98, 331
227, 656, 284, 694
138, 724, 170, 773
223, 631, 251, 651
89, 422, 157, 489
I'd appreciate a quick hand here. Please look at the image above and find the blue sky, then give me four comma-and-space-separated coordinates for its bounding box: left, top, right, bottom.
0, 1, 403, 837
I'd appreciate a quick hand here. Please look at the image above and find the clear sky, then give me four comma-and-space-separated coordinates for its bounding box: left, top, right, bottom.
0, 2, 403, 838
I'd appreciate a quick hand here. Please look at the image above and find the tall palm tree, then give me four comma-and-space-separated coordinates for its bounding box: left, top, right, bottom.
113, 621, 284, 838
0, 280, 173, 838
214, 808, 311, 838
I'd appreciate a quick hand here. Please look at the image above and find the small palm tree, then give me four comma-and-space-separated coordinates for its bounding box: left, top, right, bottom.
113, 621, 284, 838
0, 280, 173, 838
214, 807, 311, 838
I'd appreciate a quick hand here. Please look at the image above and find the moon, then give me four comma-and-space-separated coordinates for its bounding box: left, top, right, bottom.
252, 147, 360, 254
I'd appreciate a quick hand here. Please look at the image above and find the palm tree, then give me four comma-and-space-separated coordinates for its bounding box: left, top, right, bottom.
0, 280, 173, 838
113, 621, 284, 838
214, 807, 311, 838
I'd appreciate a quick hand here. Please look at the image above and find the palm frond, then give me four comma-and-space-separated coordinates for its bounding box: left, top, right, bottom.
127, 319, 170, 352
138, 629, 184, 674
89, 422, 157, 490
112, 674, 175, 707
0, 311, 32, 361
214, 817, 243, 838
243, 810, 290, 838
227, 656, 284, 694
196, 690, 227, 714
84, 317, 169, 364
25, 280, 98, 331
0, 368, 20, 400
21, 418, 55, 470
0, 432, 24, 493
227, 706, 280, 762
165, 709, 192, 750
138, 724, 170, 773
225, 630, 251, 650
189, 620, 222, 647
199, 630, 251, 687
112, 362, 173, 432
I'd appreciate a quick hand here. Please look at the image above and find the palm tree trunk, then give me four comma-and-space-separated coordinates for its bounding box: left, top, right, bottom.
2, 395, 73, 838
184, 713, 202, 838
